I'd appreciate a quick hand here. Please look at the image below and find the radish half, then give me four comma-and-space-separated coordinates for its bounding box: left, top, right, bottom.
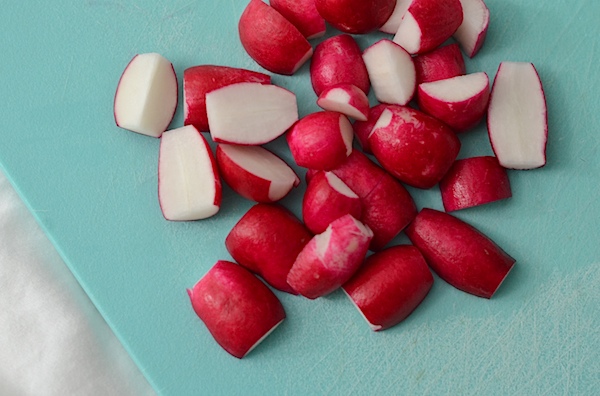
453, 0, 490, 58
317, 84, 369, 121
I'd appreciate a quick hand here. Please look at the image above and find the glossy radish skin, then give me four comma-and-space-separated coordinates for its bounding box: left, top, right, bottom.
353, 104, 405, 154
330, 150, 387, 198
413, 43, 466, 85
188, 260, 286, 359
216, 144, 300, 203
183, 66, 270, 132
315, 0, 396, 34
239, 0, 313, 75
226, 204, 312, 294
270, 0, 326, 39
317, 84, 369, 121
439, 156, 512, 212
453, 0, 490, 58
405, 208, 516, 299
343, 245, 433, 331
379, 0, 413, 34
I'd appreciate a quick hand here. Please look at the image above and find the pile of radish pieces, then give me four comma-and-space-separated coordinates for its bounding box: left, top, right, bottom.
113, 0, 548, 359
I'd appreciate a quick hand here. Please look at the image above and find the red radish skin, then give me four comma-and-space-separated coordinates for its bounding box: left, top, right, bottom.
453, 0, 490, 58
330, 150, 387, 198
353, 104, 405, 154
405, 208, 516, 299
216, 144, 300, 203
188, 260, 286, 359
310, 35, 370, 96
315, 0, 396, 34
270, 0, 326, 39
379, 0, 413, 34
287, 112, 353, 171
413, 43, 466, 85
417, 72, 490, 132
287, 215, 373, 299
343, 245, 433, 331
238, 0, 313, 75
305, 168, 319, 185
183, 65, 270, 132
369, 107, 461, 189
439, 156, 512, 212
317, 84, 369, 121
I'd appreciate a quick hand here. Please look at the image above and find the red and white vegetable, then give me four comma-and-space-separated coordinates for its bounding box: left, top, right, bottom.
413, 43, 466, 85
317, 84, 369, 121
379, 0, 413, 34
453, 0, 490, 58
270, 0, 326, 39
314, 0, 396, 34
352, 104, 404, 154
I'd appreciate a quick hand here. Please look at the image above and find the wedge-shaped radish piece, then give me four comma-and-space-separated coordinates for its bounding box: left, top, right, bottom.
440, 156, 512, 212
317, 84, 369, 121
343, 245, 433, 331
226, 204, 312, 294
287, 215, 373, 299
310, 35, 370, 96
379, 0, 413, 34
287, 111, 353, 170
114, 53, 177, 138
270, 0, 326, 39
353, 104, 405, 154
487, 62, 548, 169
393, 0, 463, 54
206, 82, 298, 145
413, 43, 466, 85
239, 0, 313, 75
183, 65, 270, 132
303, 171, 362, 234
453, 0, 490, 58
216, 144, 300, 203
405, 208, 516, 298
158, 126, 221, 221
315, 0, 396, 34
369, 107, 461, 189
363, 39, 416, 106
188, 260, 286, 359
417, 72, 490, 132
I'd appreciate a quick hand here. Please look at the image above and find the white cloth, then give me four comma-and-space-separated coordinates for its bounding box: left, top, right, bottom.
0, 171, 154, 396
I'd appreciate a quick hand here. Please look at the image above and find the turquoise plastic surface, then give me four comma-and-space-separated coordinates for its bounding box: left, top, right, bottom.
1, 1, 599, 394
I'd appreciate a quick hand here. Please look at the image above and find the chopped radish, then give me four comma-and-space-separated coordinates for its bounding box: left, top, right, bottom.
310, 34, 370, 96
439, 156, 512, 212
343, 245, 433, 331
216, 144, 300, 203
393, 0, 463, 54
206, 82, 298, 145
188, 260, 286, 359
379, 0, 413, 34
487, 62, 548, 169
317, 84, 369, 121
302, 171, 362, 234
158, 126, 221, 221
286, 111, 353, 171
369, 107, 461, 189
225, 203, 312, 294
362, 39, 416, 106
330, 150, 386, 198
114, 53, 177, 138
314, 0, 396, 34
183, 65, 271, 132
453, 0, 490, 58
238, 0, 313, 75
287, 215, 373, 299
353, 104, 405, 154
405, 208, 516, 298
270, 0, 326, 39
413, 43, 466, 85
417, 72, 490, 132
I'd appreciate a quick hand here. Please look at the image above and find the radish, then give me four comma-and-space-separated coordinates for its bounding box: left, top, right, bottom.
453, 0, 490, 58
439, 156, 512, 212
183, 65, 270, 132
379, 0, 413, 34
330, 150, 386, 198
206, 82, 298, 145
369, 107, 461, 189
310, 34, 370, 96
287, 215, 373, 299
343, 245, 433, 331
302, 171, 362, 234
413, 43, 466, 85
405, 208, 516, 299
216, 144, 300, 203
188, 260, 286, 359
114, 53, 177, 138
286, 111, 353, 171
314, 0, 396, 34
238, 0, 313, 75
270, 0, 326, 39
362, 39, 416, 106
487, 62, 548, 169
225, 203, 312, 294
304, 168, 319, 185
393, 0, 463, 55
417, 72, 490, 132
158, 125, 221, 221
353, 104, 405, 154
316, 84, 369, 121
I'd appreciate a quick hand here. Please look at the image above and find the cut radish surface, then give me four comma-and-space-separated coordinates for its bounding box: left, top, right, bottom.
317, 84, 369, 121
206, 82, 298, 145
270, 0, 326, 39
453, 0, 490, 58
158, 126, 221, 221
315, 0, 396, 34
379, 0, 413, 34
413, 43, 466, 85
114, 53, 177, 138
487, 62, 548, 169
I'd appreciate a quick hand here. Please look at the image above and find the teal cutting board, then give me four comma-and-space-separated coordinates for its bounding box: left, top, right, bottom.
1, 1, 599, 394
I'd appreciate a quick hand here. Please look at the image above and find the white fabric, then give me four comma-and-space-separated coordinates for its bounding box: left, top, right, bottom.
0, 171, 154, 396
